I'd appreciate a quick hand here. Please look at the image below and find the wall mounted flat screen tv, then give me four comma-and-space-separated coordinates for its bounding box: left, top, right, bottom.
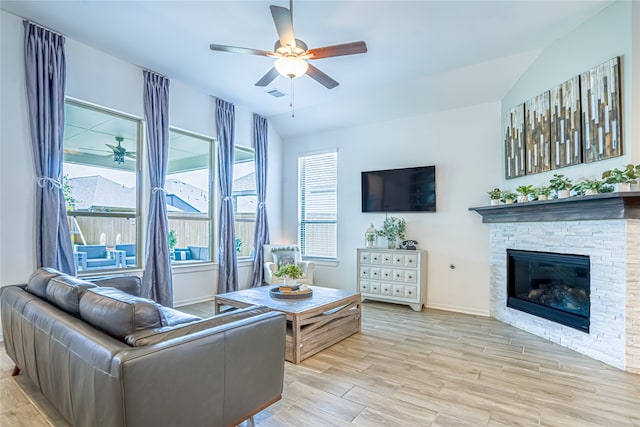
361, 165, 436, 212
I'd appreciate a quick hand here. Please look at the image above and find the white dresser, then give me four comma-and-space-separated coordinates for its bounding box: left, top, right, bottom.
357, 248, 427, 311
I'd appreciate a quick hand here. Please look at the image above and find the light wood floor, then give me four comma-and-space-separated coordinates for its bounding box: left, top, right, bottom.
2, 301, 639, 426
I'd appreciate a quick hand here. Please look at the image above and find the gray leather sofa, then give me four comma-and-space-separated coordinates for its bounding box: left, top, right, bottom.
0, 268, 286, 427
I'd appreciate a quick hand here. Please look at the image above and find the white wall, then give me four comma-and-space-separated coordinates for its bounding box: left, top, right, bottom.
283, 102, 502, 316
501, 0, 637, 190
0, 10, 284, 304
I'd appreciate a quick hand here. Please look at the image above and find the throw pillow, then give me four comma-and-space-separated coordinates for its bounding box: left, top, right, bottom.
271, 246, 300, 267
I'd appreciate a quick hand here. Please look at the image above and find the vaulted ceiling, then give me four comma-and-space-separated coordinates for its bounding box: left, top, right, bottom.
1, 1, 613, 138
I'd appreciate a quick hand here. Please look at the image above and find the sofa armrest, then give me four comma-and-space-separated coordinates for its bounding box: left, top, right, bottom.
125, 306, 271, 346
115, 310, 285, 427
263, 261, 281, 285
299, 261, 314, 284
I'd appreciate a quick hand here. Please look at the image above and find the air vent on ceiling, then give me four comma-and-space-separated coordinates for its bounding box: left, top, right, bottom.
266, 88, 285, 98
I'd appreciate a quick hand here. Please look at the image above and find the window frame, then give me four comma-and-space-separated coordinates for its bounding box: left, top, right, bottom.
166, 126, 216, 266
232, 145, 257, 260
63, 98, 143, 274
297, 149, 338, 261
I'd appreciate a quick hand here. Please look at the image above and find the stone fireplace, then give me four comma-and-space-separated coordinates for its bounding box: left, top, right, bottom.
472, 192, 640, 373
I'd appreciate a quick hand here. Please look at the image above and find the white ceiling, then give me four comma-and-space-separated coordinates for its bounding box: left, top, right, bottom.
1, 0, 613, 139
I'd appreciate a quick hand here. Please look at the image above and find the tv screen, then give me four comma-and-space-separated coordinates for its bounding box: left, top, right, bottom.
361, 165, 436, 212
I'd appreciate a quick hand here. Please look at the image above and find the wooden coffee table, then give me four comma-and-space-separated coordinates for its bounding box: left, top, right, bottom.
215, 286, 361, 364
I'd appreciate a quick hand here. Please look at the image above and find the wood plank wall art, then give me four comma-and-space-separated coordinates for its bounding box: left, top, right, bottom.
525, 92, 551, 174
503, 104, 526, 179
580, 57, 622, 162
550, 76, 581, 168
503, 56, 622, 179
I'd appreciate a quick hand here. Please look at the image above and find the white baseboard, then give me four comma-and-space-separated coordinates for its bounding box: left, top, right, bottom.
426, 302, 490, 317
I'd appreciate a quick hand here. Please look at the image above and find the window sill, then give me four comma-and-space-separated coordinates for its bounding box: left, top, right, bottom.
238, 258, 253, 267
171, 261, 217, 274
303, 258, 339, 267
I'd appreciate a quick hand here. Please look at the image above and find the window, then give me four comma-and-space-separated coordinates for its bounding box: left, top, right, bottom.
166, 128, 214, 263
63, 100, 141, 272
232, 147, 256, 259
298, 150, 337, 259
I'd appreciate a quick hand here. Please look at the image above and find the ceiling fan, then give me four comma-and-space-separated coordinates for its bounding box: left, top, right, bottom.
209, 0, 367, 90
106, 136, 135, 164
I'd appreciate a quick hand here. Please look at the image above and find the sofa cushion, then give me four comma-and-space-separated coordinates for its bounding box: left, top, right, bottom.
125, 306, 271, 347
87, 275, 142, 297
46, 275, 98, 315
79, 287, 163, 341
26, 267, 63, 299
173, 248, 191, 261
188, 246, 209, 261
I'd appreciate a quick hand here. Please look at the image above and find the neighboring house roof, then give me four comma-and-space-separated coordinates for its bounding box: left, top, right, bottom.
233, 171, 256, 195
70, 173, 255, 213
70, 176, 136, 211
166, 179, 209, 213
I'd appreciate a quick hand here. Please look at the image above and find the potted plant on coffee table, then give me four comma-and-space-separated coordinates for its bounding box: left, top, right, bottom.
274, 263, 303, 287
549, 174, 573, 199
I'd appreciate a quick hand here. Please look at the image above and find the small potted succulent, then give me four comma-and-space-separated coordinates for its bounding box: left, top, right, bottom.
602, 164, 640, 192
515, 185, 534, 203
549, 174, 573, 199
533, 186, 552, 201
274, 263, 303, 287
500, 191, 517, 204
487, 188, 502, 205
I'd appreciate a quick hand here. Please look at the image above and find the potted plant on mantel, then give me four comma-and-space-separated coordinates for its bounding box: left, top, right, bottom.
377, 216, 406, 249
602, 164, 640, 192
515, 185, 534, 203
573, 178, 612, 196
549, 174, 573, 199
487, 188, 502, 206
533, 186, 552, 201
500, 191, 517, 204
274, 263, 303, 287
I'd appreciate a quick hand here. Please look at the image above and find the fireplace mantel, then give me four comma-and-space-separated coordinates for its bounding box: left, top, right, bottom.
470, 191, 640, 223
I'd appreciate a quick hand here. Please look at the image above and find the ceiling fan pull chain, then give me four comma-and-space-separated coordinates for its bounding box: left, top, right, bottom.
290, 77, 295, 118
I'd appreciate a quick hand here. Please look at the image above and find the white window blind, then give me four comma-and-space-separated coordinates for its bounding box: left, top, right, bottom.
298, 151, 337, 259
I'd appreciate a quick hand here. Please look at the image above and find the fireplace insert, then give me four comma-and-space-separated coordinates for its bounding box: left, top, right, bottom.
507, 249, 590, 332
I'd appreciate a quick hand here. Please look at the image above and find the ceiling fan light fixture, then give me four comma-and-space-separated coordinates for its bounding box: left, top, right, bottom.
274, 56, 308, 78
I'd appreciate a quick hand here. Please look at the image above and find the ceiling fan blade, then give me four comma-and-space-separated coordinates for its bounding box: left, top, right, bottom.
209, 44, 272, 57
255, 67, 280, 87
125, 152, 136, 159
307, 41, 368, 60
306, 64, 339, 89
270, 5, 295, 48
